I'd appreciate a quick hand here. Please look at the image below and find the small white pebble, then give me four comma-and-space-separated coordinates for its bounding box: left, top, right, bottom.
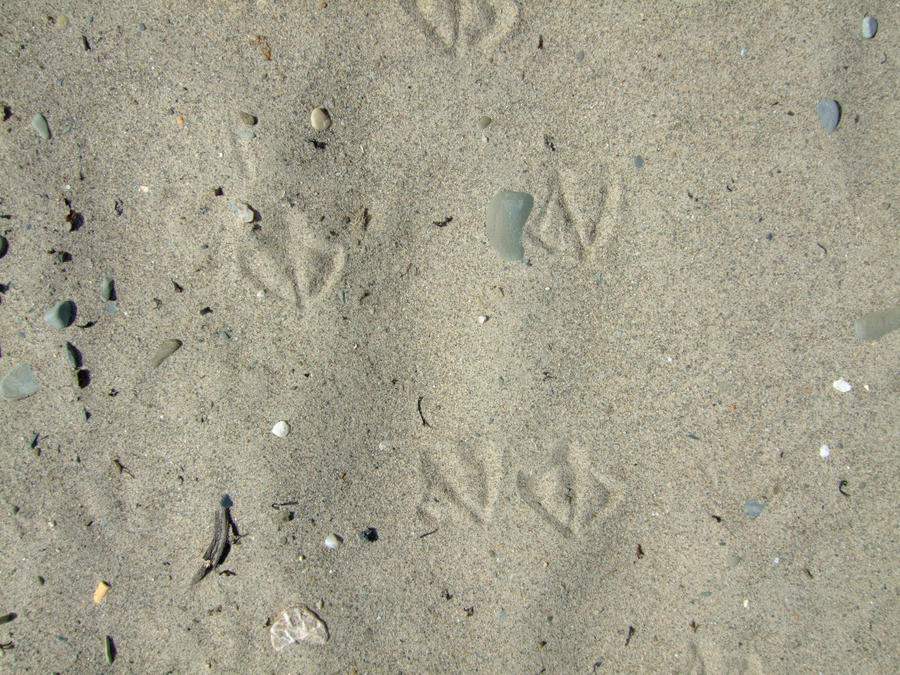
477, 315, 488, 324
378, 440, 389, 452
833, 378, 852, 393
232, 202, 255, 223
256, 289, 266, 298
820, 444, 831, 458
310, 107, 331, 131
324, 533, 342, 550
271, 421, 290, 438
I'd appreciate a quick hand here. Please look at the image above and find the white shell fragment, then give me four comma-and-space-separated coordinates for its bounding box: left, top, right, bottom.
269, 605, 329, 651
324, 533, 342, 549
832, 378, 852, 393
231, 202, 255, 223
271, 421, 290, 438
820, 444, 831, 458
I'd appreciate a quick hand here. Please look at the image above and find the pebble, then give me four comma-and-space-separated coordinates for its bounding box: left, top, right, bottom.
271, 421, 290, 438
310, 107, 331, 131
65, 342, 82, 368
0, 235, 8, 257
486, 190, 534, 261
101, 276, 116, 301
1, 363, 40, 401
832, 378, 852, 393
44, 300, 76, 329
854, 305, 900, 341
32, 113, 51, 140
239, 111, 258, 126
234, 128, 255, 140
819, 444, 831, 458
862, 16, 877, 39
816, 99, 841, 134
231, 202, 255, 223
478, 115, 492, 129
324, 533, 342, 549
634, 155, 645, 168
150, 339, 182, 368
744, 500, 766, 518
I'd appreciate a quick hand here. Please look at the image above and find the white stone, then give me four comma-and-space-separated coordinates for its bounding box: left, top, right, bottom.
310, 107, 331, 131
232, 202, 255, 223
324, 533, 342, 549
819, 444, 830, 458
271, 421, 290, 437
477, 315, 488, 324
269, 606, 328, 651
832, 378, 852, 393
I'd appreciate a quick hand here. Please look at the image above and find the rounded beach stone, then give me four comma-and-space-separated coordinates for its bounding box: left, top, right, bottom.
32, 113, 51, 140
44, 300, 76, 329
862, 16, 877, 39
1, 364, 40, 401
816, 99, 840, 134
486, 190, 534, 261
310, 107, 331, 131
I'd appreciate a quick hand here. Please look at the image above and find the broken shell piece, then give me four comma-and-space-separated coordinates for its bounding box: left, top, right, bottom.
231, 202, 255, 224
93, 580, 110, 604
270, 605, 329, 651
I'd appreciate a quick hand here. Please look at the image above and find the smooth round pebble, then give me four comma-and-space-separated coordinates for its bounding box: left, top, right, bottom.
32, 113, 51, 140
862, 16, 877, 39
816, 99, 841, 134
324, 533, 342, 549
832, 378, 852, 393
271, 421, 290, 438
478, 115, 492, 129
239, 111, 258, 126
1, 363, 40, 401
310, 107, 331, 131
44, 300, 76, 329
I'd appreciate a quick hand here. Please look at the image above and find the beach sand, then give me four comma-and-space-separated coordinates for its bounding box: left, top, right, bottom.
0, 2, 897, 671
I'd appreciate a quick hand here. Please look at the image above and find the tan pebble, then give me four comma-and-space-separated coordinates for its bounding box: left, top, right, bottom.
175, 115, 185, 129
310, 107, 331, 131
93, 580, 110, 604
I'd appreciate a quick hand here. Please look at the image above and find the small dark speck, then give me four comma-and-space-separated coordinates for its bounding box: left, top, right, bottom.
766, 232, 773, 240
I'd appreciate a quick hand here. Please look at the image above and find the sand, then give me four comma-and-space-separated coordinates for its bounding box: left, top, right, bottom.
0, 2, 897, 672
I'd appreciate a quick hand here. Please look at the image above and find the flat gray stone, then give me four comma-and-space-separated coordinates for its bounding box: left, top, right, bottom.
486, 190, 533, 261
32, 113, 51, 140
44, 300, 76, 329
816, 99, 841, 134
1, 364, 40, 401
101, 276, 116, 301
862, 16, 877, 39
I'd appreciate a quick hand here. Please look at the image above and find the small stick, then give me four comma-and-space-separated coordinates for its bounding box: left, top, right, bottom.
192, 503, 229, 584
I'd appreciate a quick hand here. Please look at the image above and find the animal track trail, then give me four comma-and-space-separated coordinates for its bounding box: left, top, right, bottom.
525, 167, 623, 265
237, 204, 347, 317
400, 0, 521, 56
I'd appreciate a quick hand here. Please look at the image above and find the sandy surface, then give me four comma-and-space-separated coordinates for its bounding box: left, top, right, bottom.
1, 2, 898, 672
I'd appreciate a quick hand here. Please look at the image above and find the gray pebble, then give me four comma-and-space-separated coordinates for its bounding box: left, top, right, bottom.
32, 113, 51, 140
1, 363, 40, 401
816, 99, 841, 134
478, 115, 492, 130
633, 155, 645, 169
44, 300, 76, 329
239, 111, 257, 126
234, 127, 255, 140
862, 16, 877, 39
486, 190, 534, 262
65, 341, 82, 368
744, 500, 766, 518
151, 338, 182, 368
101, 276, 116, 301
